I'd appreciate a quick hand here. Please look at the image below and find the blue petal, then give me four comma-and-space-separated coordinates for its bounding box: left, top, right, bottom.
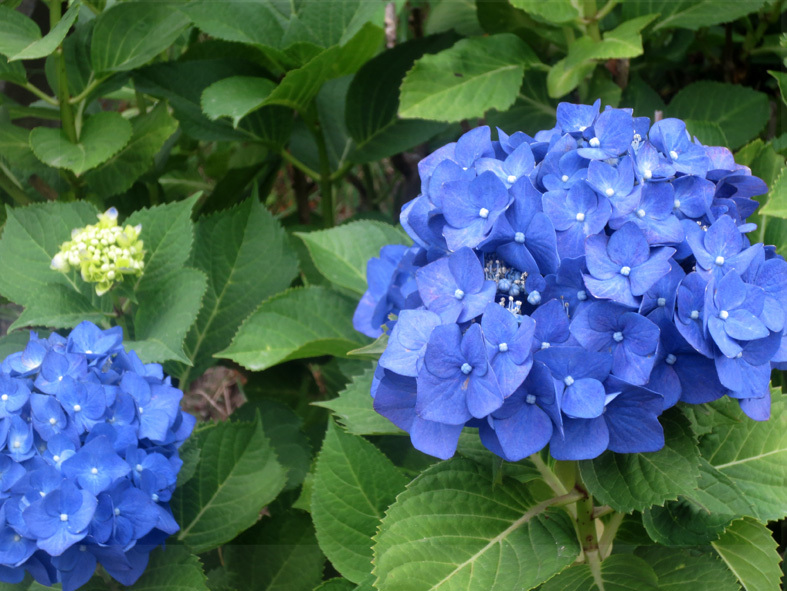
409, 417, 463, 460
549, 416, 609, 460
562, 378, 606, 418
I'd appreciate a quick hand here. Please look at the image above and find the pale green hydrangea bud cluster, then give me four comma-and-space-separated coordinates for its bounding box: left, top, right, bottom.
51, 207, 145, 296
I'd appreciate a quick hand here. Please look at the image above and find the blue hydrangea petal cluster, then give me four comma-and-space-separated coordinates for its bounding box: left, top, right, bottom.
0, 322, 194, 590
354, 103, 784, 462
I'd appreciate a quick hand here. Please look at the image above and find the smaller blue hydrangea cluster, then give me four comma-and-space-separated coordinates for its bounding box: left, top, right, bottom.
0, 322, 194, 590
354, 100, 787, 462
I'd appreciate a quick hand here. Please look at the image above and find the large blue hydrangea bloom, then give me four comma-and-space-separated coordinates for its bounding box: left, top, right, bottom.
0, 322, 194, 590
354, 104, 785, 462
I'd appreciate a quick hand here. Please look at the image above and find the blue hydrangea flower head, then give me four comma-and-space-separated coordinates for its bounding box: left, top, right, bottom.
355, 100, 782, 462
0, 322, 194, 589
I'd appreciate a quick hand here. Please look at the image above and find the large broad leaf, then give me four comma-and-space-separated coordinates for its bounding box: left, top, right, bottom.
540, 554, 659, 591
181, 1, 288, 50
665, 81, 770, 149
758, 167, 787, 218
635, 547, 741, 591
178, 198, 298, 383
699, 388, 787, 521
311, 422, 407, 583
546, 58, 597, 99
29, 111, 133, 175
262, 23, 384, 114
641, 458, 757, 546
622, 0, 769, 32
201, 76, 276, 126
135, 59, 292, 146
345, 34, 455, 162
91, 3, 191, 73
9, 283, 108, 331
399, 34, 536, 122
126, 267, 207, 364
84, 103, 179, 198
0, 202, 107, 322
281, 0, 385, 49
224, 510, 324, 591
0, 2, 79, 61
172, 415, 287, 553
509, 0, 580, 24
218, 286, 367, 372
374, 458, 580, 591
579, 409, 701, 513
314, 366, 404, 436
711, 518, 783, 591
295, 220, 410, 294
126, 195, 198, 291
128, 545, 209, 591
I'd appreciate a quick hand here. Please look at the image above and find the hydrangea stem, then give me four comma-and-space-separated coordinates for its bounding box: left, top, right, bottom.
573, 464, 603, 585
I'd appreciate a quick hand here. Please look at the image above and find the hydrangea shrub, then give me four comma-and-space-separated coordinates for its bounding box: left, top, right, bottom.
356, 101, 785, 463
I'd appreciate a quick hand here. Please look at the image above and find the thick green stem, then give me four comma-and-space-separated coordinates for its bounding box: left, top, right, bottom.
529, 453, 568, 496
50, 0, 78, 143
574, 479, 603, 587
582, 0, 602, 42
19, 82, 58, 106
599, 511, 625, 559
279, 149, 321, 181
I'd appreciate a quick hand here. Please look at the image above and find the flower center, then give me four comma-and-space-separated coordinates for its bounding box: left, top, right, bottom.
669, 150, 679, 160
564, 376, 575, 386
525, 394, 536, 405
136, 464, 144, 472
589, 137, 600, 148
612, 331, 624, 342
479, 208, 489, 219
643, 169, 653, 179
0, 395, 6, 402
527, 291, 541, 305
454, 289, 465, 300
620, 266, 631, 276
715, 256, 725, 266
514, 232, 525, 244
657, 297, 666, 307
541, 342, 550, 349
690, 310, 700, 320
673, 199, 681, 209
636, 208, 646, 218
73, 404, 81, 412
461, 363, 473, 375
719, 310, 729, 320
605, 188, 615, 196
90, 467, 98, 475
575, 212, 585, 222
507, 175, 517, 184
561, 174, 569, 182
498, 343, 508, 353
665, 354, 677, 365
49, 417, 56, 425
60, 514, 68, 522
577, 290, 587, 301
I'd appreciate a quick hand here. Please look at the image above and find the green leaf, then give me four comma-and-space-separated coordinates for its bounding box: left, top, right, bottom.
711, 518, 783, 591
699, 388, 787, 521
665, 81, 770, 149
374, 458, 580, 591
622, 76, 667, 119
201, 76, 276, 127
312, 422, 408, 583
546, 57, 597, 99
769, 70, 787, 106
126, 195, 198, 291
347, 333, 388, 360
181, 1, 288, 50
224, 510, 324, 591
642, 457, 757, 546
314, 366, 403, 436
84, 102, 179, 198
346, 35, 455, 162
180, 198, 299, 382
0, 3, 79, 61
541, 554, 659, 591
127, 545, 209, 591
0, 122, 39, 170
29, 111, 132, 175
314, 579, 355, 591
218, 286, 367, 371
263, 23, 384, 113
487, 70, 557, 136
758, 167, 787, 218
9, 283, 107, 331
579, 409, 702, 513
0, 201, 101, 307
126, 267, 207, 364
235, 400, 312, 491
399, 34, 536, 121
425, 0, 483, 36
0, 55, 26, 85
172, 414, 288, 553
509, 0, 580, 24
623, 0, 769, 32
564, 15, 659, 68
295, 220, 410, 294
91, 3, 190, 73
684, 120, 729, 147
635, 546, 741, 591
